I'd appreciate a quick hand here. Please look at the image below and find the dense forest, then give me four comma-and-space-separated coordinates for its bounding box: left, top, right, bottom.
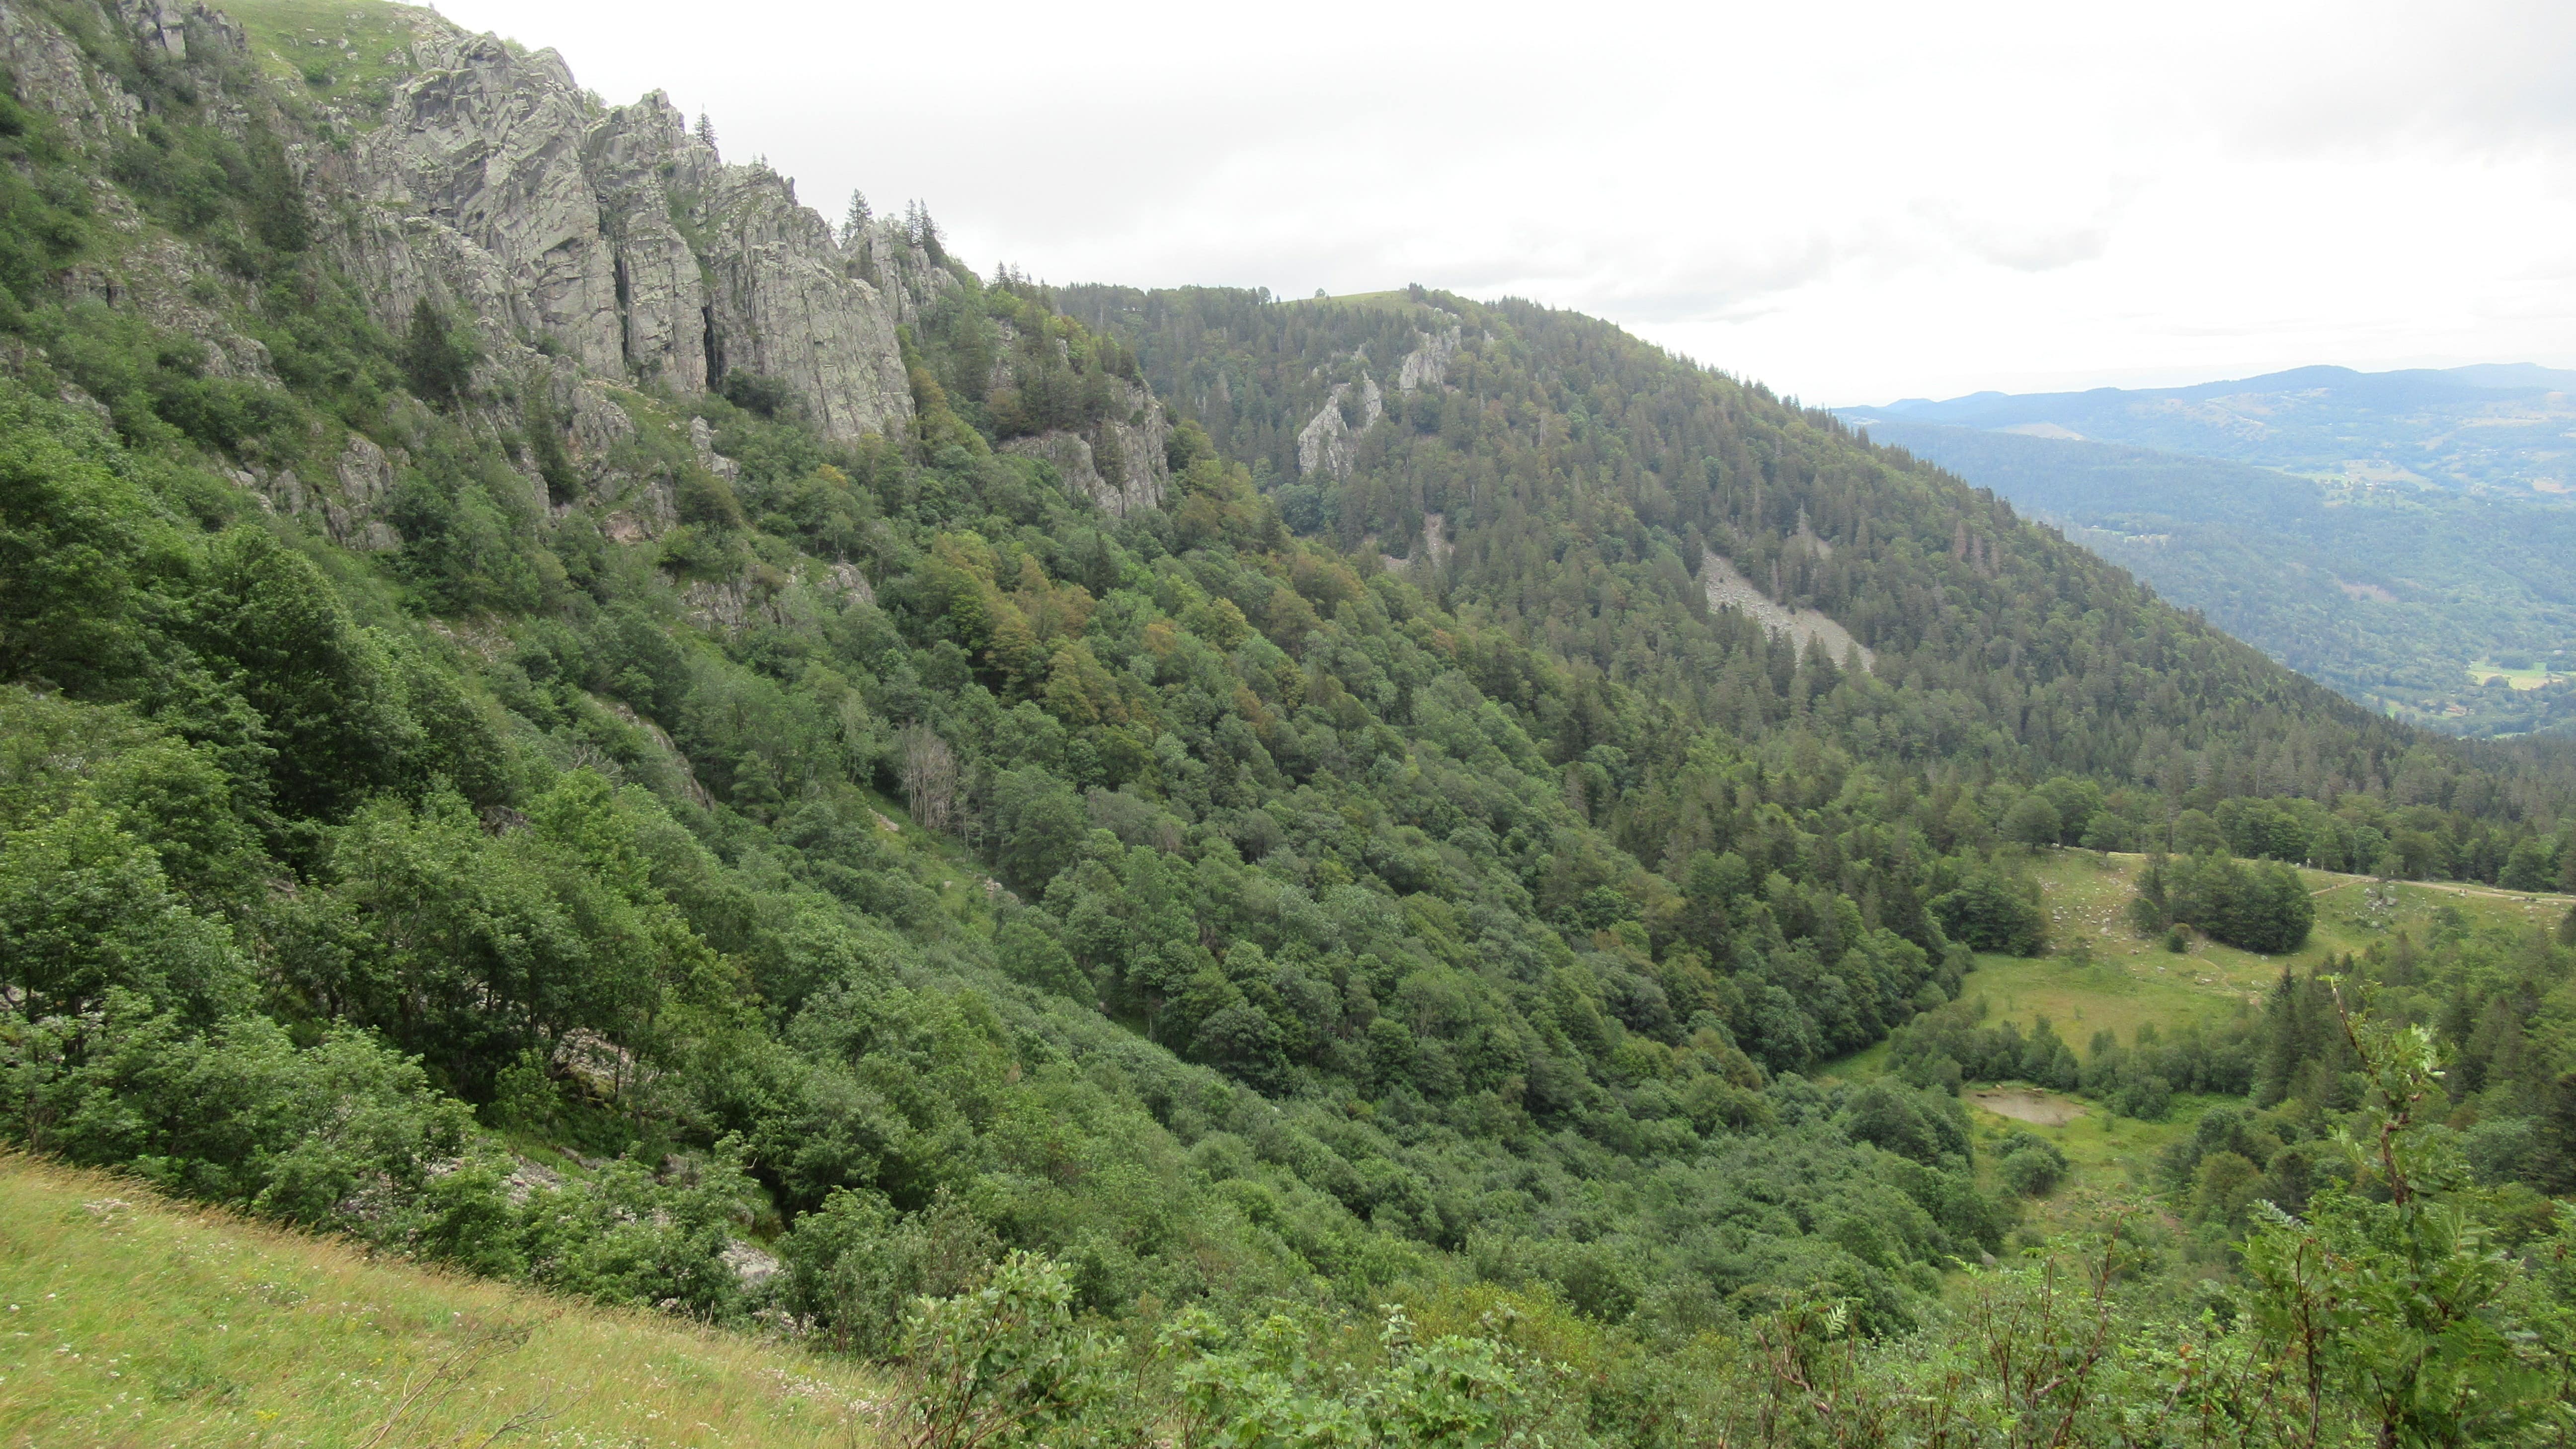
5, 2, 2576, 1444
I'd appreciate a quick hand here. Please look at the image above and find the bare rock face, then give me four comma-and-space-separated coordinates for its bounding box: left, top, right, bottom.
681, 577, 758, 631
0, 1, 242, 145
980, 318, 1171, 515
327, 33, 913, 442
1296, 373, 1382, 479
687, 417, 738, 483
344, 34, 627, 374
862, 217, 964, 328
112, 0, 241, 64
335, 434, 396, 498
57, 235, 277, 382
583, 94, 717, 393
1088, 392, 1172, 515
561, 375, 640, 491
244, 448, 400, 554
0, 2, 140, 143
0, 0, 1197, 553
1398, 326, 1462, 393
1001, 401, 1170, 517
694, 161, 911, 441
1297, 405, 1349, 481
250, 436, 405, 552
825, 563, 874, 606
512, 360, 651, 523
331, 434, 402, 552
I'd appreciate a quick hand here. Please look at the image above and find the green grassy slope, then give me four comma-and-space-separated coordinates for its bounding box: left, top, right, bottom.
1989, 850, 2569, 1036
0, 1154, 886, 1447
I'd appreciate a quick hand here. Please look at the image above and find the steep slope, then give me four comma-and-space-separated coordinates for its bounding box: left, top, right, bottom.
1, 1, 2574, 1437
1069, 287, 2436, 785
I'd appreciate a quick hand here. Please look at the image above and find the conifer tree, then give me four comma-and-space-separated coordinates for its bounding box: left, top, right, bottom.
901, 199, 945, 263
2255, 967, 2311, 1108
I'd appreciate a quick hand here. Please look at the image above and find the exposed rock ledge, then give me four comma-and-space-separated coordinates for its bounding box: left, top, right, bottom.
1296, 373, 1383, 480
1398, 326, 1462, 392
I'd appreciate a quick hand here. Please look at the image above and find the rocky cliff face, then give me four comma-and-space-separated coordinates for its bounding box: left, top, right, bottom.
1296, 372, 1381, 480
0, 3, 138, 143
1295, 324, 1462, 479
1397, 325, 1461, 393
328, 32, 912, 444
981, 318, 1172, 516
1001, 399, 1169, 517
2, 0, 917, 446
0, 0, 1193, 554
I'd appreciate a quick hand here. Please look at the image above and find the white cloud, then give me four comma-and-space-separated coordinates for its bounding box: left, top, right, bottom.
430, 0, 2576, 402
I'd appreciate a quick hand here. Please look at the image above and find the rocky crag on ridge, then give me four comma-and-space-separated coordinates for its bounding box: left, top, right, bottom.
0, 0, 1169, 546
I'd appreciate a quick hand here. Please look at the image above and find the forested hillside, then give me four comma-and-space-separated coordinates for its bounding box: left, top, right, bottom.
5, 2, 2576, 1444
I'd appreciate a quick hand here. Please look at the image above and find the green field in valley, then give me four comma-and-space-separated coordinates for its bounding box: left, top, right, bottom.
1835, 849, 2576, 1214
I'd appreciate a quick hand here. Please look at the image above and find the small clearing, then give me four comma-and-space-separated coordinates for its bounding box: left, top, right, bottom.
1970, 1088, 2086, 1127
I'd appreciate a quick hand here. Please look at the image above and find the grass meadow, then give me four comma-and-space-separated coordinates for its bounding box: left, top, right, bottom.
0, 1154, 888, 1448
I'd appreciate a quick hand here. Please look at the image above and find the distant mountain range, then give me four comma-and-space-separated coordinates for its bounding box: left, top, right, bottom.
1846, 363, 2576, 495
1837, 366, 2576, 736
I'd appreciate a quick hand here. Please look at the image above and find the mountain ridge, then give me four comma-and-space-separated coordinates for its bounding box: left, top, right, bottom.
1854, 361, 2576, 422
1839, 360, 2576, 494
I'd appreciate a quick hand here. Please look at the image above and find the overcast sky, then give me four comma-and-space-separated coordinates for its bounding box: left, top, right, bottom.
432, 0, 2576, 405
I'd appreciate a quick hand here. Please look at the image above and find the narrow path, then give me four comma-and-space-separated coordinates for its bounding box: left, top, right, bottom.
2405, 879, 2575, 906
2306, 870, 2571, 907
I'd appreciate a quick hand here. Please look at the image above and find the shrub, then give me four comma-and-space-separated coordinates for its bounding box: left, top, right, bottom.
1995, 1134, 2067, 1197
778, 1188, 998, 1357
2130, 852, 2313, 954
718, 370, 798, 420
1932, 869, 2048, 956
898, 1252, 1118, 1449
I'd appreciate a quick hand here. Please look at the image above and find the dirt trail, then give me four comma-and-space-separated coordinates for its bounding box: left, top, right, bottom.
2310, 875, 2571, 908
2089, 853, 2567, 910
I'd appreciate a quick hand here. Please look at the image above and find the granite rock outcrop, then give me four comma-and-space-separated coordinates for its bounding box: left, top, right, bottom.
1296, 372, 1382, 480
331, 38, 912, 443
0, 0, 1193, 550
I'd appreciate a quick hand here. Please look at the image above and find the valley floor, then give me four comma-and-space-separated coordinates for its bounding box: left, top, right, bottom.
1842, 849, 2574, 1081
1839, 849, 2576, 1233
0, 1155, 886, 1449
